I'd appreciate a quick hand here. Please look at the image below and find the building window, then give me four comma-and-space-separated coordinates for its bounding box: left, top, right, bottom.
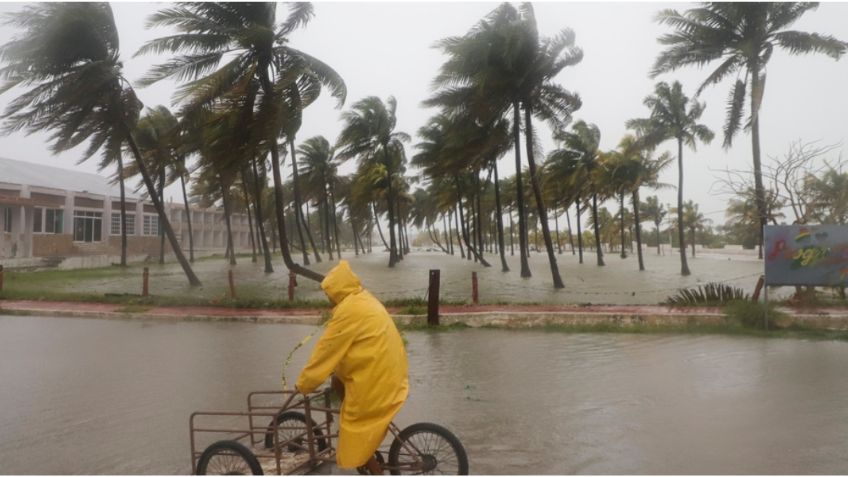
110, 212, 136, 236
143, 214, 159, 236
3, 208, 11, 233
73, 210, 102, 242
33, 207, 63, 234
46, 209, 63, 234
33, 207, 42, 233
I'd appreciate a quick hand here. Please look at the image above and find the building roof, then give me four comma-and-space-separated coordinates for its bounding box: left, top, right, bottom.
0, 156, 139, 200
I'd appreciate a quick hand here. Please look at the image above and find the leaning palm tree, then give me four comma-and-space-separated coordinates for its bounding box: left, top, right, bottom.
611, 135, 673, 271
298, 136, 341, 260
137, 2, 345, 283
555, 120, 606, 266
336, 96, 410, 267
627, 81, 714, 276
0, 3, 200, 285
652, 2, 847, 255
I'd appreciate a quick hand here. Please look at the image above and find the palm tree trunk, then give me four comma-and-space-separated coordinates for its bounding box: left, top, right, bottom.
444, 214, 454, 255
566, 205, 575, 255
116, 154, 128, 267
455, 206, 466, 259
633, 190, 645, 271
576, 197, 584, 264
322, 195, 334, 260
492, 161, 509, 272
267, 139, 323, 282
474, 173, 486, 260
125, 132, 200, 286
239, 173, 257, 263
619, 193, 627, 259
677, 137, 691, 276
250, 159, 274, 273
455, 185, 490, 266
655, 222, 661, 255
158, 167, 166, 265
509, 207, 514, 256
288, 138, 321, 265
523, 105, 563, 287
512, 101, 531, 277
330, 186, 342, 259
554, 206, 562, 254
373, 203, 390, 251
396, 199, 406, 260
385, 159, 399, 267
220, 182, 236, 266
591, 190, 604, 266
750, 61, 767, 260
179, 168, 195, 263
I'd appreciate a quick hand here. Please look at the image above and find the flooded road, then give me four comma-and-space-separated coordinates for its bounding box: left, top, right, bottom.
2, 315, 847, 474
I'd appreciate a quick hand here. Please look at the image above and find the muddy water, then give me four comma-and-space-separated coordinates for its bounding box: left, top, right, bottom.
43, 251, 767, 305
2, 315, 847, 474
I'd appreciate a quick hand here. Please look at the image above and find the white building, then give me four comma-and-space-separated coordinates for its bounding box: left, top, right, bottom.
0, 157, 250, 262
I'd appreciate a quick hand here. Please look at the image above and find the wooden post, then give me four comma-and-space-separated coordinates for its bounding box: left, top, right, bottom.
288, 271, 297, 301
471, 271, 479, 305
0, 265, 4, 293
228, 269, 236, 299
752, 275, 765, 302
142, 267, 149, 297
427, 269, 440, 326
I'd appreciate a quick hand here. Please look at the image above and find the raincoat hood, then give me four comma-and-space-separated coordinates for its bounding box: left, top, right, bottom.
321, 260, 363, 305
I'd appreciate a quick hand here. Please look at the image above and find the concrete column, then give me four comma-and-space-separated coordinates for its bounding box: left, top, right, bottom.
135, 201, 144, 236
103, 194, 112, 241
64, 191, 75, 239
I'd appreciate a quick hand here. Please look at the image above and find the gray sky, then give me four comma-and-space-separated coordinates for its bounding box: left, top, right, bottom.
1, 1, 847, 226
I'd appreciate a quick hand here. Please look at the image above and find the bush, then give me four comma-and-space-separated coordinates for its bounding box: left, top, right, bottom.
723, 300, 783, 330
665, 282, 750, 306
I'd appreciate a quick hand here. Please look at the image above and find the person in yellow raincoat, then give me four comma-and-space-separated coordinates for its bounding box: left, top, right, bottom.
296, 260, 409, 474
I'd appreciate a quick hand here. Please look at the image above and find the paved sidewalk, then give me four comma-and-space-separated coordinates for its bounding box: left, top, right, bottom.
2, 299, 847, 330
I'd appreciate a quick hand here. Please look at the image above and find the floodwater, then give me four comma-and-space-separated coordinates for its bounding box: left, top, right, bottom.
36, 249, 767, 305
2, 315, 847, 474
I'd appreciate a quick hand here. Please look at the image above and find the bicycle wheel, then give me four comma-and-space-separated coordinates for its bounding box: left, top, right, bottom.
387, 423, 469, 475
196, 440, 263, 475
264, 411, 328, 452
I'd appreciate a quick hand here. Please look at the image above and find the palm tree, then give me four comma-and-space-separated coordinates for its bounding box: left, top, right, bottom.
0, 3, 200, 285
652, 3, 847, 255
137, 2, 346, 283
610, 136, 673, 270
337, 96, 409, 267
806, 166, 848, 224
298, 136, 341, 260
555, 121, 606, 266
641, 196, 667, 255
627, 81, 714, 276
674, 201, 710, 258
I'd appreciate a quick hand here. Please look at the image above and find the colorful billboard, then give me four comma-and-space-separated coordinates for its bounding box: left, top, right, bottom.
764, 225, 848, 286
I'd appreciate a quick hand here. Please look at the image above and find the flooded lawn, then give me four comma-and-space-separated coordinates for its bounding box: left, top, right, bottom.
7, 250, 766, 305
1, 315, 847, 474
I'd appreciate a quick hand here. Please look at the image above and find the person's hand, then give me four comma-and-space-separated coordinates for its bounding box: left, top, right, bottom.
331, 374, 345, 401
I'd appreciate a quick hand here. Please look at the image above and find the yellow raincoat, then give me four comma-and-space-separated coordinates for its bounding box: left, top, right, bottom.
296, 260, 409, 468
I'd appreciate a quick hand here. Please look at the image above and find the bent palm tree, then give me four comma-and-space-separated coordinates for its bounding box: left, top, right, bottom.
337, 96, 409, 267
0, 3, 200, 285
652, 2, 847, 255
138, 2, 346, 283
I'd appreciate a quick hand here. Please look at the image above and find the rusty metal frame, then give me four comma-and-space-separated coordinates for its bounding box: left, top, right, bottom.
189, 388, 432, 475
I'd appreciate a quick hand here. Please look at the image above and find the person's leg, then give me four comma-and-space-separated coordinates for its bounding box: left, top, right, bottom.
365, 456, 382, 475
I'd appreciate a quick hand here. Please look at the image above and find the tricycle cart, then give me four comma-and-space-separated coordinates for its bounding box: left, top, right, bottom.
189, 388, 468, 475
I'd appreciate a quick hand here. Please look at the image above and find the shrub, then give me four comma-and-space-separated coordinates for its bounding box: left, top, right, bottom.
723, 300, 783, 330
665, 282, 750, 306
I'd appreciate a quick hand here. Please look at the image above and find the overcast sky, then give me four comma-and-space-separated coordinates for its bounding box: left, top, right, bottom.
1, 1, 846, 225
